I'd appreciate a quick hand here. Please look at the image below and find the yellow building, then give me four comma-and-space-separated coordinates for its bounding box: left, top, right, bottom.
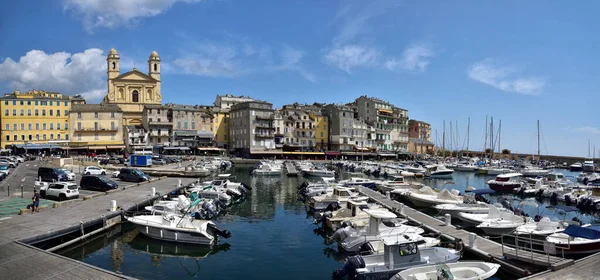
0, 89, 75, 149
101, 48, 162, 126
69, 104, 125, 153
408, 137, 435, 155
212, 108, 229, 149
310, 112, 328, 151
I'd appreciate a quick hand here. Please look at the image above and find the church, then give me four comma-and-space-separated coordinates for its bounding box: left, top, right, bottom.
102, 48, 162, 125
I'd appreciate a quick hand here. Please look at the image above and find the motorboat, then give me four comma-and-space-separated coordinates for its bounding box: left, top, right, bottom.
145, 195, 192, 215
378, 176, 413, 193
487, 173, 525, 192
477, 216, 528, 236
546, 225, 600, 256
569, 162, 583, 172
323, 199, 370, 230
308, 186, 365, 211
406, 186, 463, 208
434, 189, 497, 218
336, 209, 426, 253
331, 234, 460, 280
513, 217, 572, 239
251, 162, 282, 176
188, 186, 232, 207
583, 160, 595, 173
457, 205, 514, 227
483, 167, 512, 176
425, 165, 454, 179
339, 177, 377, 189
303, 167, 335, 177
298, 177, 338, 198
406, 164, 426, 174
390, 261, 501, 280
126, 199, 231, 245
455, 164, 479, 172
520, 167, 549, 177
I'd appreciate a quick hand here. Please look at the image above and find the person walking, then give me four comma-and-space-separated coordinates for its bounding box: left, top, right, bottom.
32, 190, 40, 213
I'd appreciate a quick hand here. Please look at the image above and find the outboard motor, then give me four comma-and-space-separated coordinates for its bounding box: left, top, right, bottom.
331, 256, 365, 280
550, 192, 558, 204
534, 215, 542, 222
325, 202, 340, 212
207, 223, 232, 239
565, 195, 573, 205
241, 182, 252, 191
299, 182, 309, 191
572, 217, 583, 225
202, 201, 218, 217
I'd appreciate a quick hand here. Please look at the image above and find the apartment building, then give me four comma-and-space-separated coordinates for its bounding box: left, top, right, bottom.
70, 104, 125, 153
229, 101, 276, 156
322, 104, 355, 151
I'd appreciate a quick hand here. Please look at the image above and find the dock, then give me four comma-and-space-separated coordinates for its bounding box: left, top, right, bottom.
523, 251, 600, 280
285, 162, 299, 176
0, 177, 196, 280
356, 186, 574, 277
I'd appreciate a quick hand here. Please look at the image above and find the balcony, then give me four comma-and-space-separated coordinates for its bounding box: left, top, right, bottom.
255, 123, 275, 129
255, 114, 274, 120
75, 127, 118, 132
148, 121, 173, 126
255, 133, 274, 138
149, 131, 170, 137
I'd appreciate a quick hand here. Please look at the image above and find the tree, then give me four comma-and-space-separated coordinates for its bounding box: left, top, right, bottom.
502, 149, 511, 154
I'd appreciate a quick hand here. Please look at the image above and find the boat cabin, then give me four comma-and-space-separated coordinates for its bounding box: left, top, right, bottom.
389, 176, 406, 183
356, 234, 424, 273
345, 200, 369, 217
495, 173, 523, 182
332, 187, 355, 198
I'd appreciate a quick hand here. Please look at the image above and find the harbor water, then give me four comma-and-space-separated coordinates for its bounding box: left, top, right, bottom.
56, 166, 597, 279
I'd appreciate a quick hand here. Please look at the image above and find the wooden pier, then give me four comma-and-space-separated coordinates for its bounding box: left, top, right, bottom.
285, 162, 299, 176
0, 177, 196, 280
522, 251, 600, 280
356, 186, 574, 277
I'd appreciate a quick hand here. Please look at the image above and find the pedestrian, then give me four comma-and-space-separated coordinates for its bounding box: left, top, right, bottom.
32, 189, 40, 213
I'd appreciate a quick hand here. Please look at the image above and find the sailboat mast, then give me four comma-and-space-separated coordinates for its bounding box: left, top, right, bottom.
537, 120, 541, 162
449, 121, 453, 157
484, 116, 488, 159
467, 117, 470, 156
498, 120, 502, 154
443, 121, 446, 159
455, 120, 459, 153
490, 117, 494, 160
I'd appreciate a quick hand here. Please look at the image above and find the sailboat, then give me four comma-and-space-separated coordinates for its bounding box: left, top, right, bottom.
521, 121, 549, 177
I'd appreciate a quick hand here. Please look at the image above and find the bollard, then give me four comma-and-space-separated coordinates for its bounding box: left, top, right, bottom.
386, 191, 391, 199
399, 203, 405, 215
444, 214, 451, 226
7, 184, 9, 197
110, 200, 117, 211
469, 232, 477, 248
21, 185, 23, 198
151, 187, 156, 196
39, 176, 42, 182
178, 179, 182, 187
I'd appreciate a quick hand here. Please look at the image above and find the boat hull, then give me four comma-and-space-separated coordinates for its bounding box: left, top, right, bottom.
131, 223, 215, 245
488, 182, 521, 192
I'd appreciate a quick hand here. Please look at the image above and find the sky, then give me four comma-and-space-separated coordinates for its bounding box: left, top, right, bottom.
0, 0, 599, 157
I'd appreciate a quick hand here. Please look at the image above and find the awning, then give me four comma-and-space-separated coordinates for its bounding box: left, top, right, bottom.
250, 150, 283, 155
106, 145, 126, 149
325, 151, 341, 156
180, 147, 190, 151
88, 145, 107, 150
282, 152, 324, 155
162, 147, 179, 150
197, 147, 226, 151
378, 109, 393, 114
13, 144, 61, 149
378, 153, 397, 157
174, 131, 197, 137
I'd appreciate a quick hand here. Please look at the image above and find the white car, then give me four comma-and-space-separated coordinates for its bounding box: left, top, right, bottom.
61, 169, 76, 181
39, 182, 79, 201
84, 166, 107, 175
112, 170, 120, 178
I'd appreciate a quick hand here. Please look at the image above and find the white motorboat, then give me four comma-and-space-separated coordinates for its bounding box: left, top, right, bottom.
407, 186, 463, 208
455, 164, 479, 172
546, 225, 600, 256
309, 186, 365, 211
303, 168, 335, 177
339, 177, 377, 189
521, 167, 549, 177
434, 190, 498, 217
484, 167, 512, 175
583, 160, 595, 173
251, 162, 282, 176
332, 234, 460, 280
457, 205, 514, 226
513, 217, 571, 238
477, 217, 527, 236
487, 173, 525, 192
425, 164, 454, 179
378, 176, 413, 193
391, 261, 501, 280
569, 162, 583, 172
323, 199, 370, 230
406, 164, 426, 174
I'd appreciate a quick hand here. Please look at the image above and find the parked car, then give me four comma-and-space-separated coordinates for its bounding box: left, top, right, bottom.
112, 170, 120, 178
117, 168, 150, 182
39, 182, 79, 201
84, 166, 107, 175
0, 160, 15, 168
87, 152, 97, 158
13, 156, 24, 163
80, 175, 118, 191
97, 154, 109, 160
152, 158, 166, 165
38, 167, 69, 182
108, 158, 125, 164
99, 159, 110, 165
0, 165, 9, 176
60, 169, 76, 181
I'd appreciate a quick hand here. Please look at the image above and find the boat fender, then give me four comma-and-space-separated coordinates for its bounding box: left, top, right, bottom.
534, 215, 542, 222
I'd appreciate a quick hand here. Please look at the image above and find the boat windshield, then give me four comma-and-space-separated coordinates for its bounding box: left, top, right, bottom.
436, 264, 454, 280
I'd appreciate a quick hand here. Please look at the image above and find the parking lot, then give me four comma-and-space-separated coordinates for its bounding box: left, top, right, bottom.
0, 159, 155, 202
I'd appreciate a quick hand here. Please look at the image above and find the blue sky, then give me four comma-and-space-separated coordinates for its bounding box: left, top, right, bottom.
0, 0, 599, 157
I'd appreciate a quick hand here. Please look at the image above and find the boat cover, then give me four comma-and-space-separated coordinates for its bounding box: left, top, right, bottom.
562, 225, 600, 239
467, 189, 496, 195
548, 205, 579, 212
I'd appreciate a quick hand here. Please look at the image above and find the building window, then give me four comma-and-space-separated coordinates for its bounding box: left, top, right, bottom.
27, 109, 31, 116
111, 122, 115, 130
49, 110, 53, 116
13, 124, 16, 131
35, 134, 39, 140
12, 109, 16, 116
35, 123, 39, 130
111, 112, 115, 118
35, 109, 39, 116
177, 122, 181, 129
77, 122, 81, 130
77, 112, 81, 119
65, 123, 68, 130
28, 135, 32, 141
50, 134, 54, 140
4, 109, 7, 116
19, 109, 23, 116
94, 112, 98, 118
42, 123, 46, 130
184, 121, 188, 129
13, 135, 17, 141
35, 101, 38, 106
132, 90, 139, 103
28, 124, 32, 130
65, 110, 69, 116
42, 109, 46, 116
66, 134, 69, 140
64, 101, 68, 106
57, 123, 60, 130
94, 122, 99, 130
57, 134, 61, 140
49, 101, 53, 106
12, 100, 15, 105
77, 134, 81, 140
20, 124, 24, 130
95, 133, 99, 140
43, 134, 46, 140
57, 110, 60, 116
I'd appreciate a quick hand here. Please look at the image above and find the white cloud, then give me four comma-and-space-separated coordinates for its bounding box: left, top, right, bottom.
385, 44, 434, 73
467, 59, 546, 95
331, 1, 400, 46
0, 48, 107, 102
573, 126, 600, 134
323, 45, 380, 73
172, 39, 316, 82
63, 0, 204, 33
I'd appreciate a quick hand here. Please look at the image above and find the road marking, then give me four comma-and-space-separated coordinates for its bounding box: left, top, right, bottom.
0, 217, 12, 221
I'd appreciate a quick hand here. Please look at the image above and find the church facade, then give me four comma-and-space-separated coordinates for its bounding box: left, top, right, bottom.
102, 48, 162, 126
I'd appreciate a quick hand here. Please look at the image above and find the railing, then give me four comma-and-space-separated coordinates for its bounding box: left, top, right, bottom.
149, 131, 170, 137
255, 115, 274, 120
148, 121, 173, 126
74, 127, 118, 132
255, 124, 275, 129
500, 232, 570, 265
255, 134, 274, 138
